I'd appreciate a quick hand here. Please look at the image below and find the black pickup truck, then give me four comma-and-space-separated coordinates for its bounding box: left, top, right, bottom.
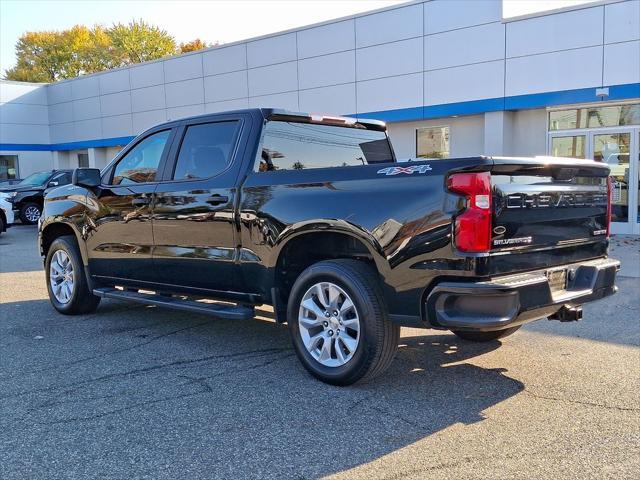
38, 108, 619, 385
0, 169, 73, 224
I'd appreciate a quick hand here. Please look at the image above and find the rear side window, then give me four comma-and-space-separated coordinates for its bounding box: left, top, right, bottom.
173, 121, 240, 180
112, 130, 171, 185
258, 121, 393, 172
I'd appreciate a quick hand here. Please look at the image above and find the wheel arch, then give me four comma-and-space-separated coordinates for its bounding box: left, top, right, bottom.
40, 221, 87, 265
18, 195, 44, 209
270, 222, 389, 321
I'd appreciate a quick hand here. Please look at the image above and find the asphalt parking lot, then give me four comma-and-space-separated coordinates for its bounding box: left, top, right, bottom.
1, 225, 638, 479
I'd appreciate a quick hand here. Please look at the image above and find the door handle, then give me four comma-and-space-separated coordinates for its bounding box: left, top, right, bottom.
206, 194, 229, 205
132, 197, 151, 207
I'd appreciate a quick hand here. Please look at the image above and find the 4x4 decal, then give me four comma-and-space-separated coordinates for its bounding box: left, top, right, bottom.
377, 165, 432, 176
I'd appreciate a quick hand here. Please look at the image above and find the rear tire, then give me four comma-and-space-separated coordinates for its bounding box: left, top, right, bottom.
288, 259, 399, 386
19, 202, 41, 224
0, 216, 4, 235
452, 326, 521, 342
45, 235, 100, 315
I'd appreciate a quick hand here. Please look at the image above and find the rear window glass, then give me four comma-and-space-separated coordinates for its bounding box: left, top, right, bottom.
258, 121, 393, 172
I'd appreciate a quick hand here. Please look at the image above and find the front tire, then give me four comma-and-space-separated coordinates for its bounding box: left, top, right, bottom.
45, 235, 100, 315
452, 326, 521, 342
19, 202, 41, 224
288, 259, 399, 386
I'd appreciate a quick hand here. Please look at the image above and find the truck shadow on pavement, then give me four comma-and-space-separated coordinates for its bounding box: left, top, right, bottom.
0, 298, 525, 479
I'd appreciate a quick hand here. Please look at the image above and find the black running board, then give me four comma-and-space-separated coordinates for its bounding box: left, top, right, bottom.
93, 288, 255, 320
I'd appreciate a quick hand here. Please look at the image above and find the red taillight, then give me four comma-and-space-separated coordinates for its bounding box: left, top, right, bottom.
606, 176, 612, 238
447, 171, 492, 253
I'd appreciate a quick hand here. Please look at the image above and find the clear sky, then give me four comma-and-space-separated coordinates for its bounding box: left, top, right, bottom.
0, 0, 595, 75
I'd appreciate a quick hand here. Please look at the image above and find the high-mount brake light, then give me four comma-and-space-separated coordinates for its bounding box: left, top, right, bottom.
606, 176, 613, 238
447, 171, 492, 253
309, 114, 356, 126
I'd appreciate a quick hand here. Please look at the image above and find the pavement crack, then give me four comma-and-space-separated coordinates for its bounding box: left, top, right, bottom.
523, 389, 640, 412
366, 403, 430, 434
201, 352, 294, 381
0, 319, 214, 379
27, 353, 294, 426
36, 390, 210, 426
0, 347, 290, 401
177, 374, 214, 393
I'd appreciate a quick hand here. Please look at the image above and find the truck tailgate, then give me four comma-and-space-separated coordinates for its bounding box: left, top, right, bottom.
487, 157, 610, 274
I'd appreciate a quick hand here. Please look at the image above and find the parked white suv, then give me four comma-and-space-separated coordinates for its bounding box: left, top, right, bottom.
0, 192, 15, 235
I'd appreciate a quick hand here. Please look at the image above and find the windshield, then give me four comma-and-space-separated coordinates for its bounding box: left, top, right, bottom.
18, 171, 53, 186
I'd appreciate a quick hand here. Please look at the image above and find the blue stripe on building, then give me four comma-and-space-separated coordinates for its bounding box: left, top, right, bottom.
1, 83, 639, 152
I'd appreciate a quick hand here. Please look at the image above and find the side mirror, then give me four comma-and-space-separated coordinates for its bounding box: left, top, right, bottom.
72, 168, 101, 188
48, 180, 59, 187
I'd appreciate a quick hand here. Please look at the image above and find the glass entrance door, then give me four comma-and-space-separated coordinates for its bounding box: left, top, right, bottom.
547, 102, 640, 234
589, 129, 638, 234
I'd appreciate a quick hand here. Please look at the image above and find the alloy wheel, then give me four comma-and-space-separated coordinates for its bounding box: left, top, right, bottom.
24, 206, 41, 223
49, 250, 75, 304
298, 281, 360, 367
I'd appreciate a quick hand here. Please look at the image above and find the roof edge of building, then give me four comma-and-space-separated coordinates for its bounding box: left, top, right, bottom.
502, 0, 626, 23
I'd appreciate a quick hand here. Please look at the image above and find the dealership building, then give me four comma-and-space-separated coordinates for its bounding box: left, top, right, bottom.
0, 0, 639, 232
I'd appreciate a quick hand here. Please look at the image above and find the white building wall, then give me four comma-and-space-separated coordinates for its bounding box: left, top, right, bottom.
33, 0, 637, 145
388, 108, 550, 160
0, 82, 53, 178
505, 1, 640, 96
0, 81, 50, 145
0, 0, 638, 176
0, 151, 52, 178
509, 109, 548, 157
387, 115, 485, 159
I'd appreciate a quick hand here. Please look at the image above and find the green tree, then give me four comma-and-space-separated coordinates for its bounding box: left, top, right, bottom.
68, 25, 116, 74
5, 26, 119, 82
4, 20, 180, 82
107, 20, 177, 66
4, 31, 64, 82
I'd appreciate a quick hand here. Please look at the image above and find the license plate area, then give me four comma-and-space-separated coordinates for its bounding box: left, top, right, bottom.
546, 268, 567, 293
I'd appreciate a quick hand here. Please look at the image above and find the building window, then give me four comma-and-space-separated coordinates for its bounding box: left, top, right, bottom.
78, 153, 89, 168
416, 126, 449, 159
0, 155, 19, 180
549, 103, 639, 131
550, 135, 586, 159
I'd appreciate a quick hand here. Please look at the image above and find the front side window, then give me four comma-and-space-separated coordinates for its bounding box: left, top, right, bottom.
417, 126, 449, 159
258, 121, 393, 172
173, 121, 240, 180
0, 155, 19, 180
112, 130, 171, 185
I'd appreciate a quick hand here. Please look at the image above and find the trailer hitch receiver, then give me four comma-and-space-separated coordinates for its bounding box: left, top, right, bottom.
549, 305, 583, 322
